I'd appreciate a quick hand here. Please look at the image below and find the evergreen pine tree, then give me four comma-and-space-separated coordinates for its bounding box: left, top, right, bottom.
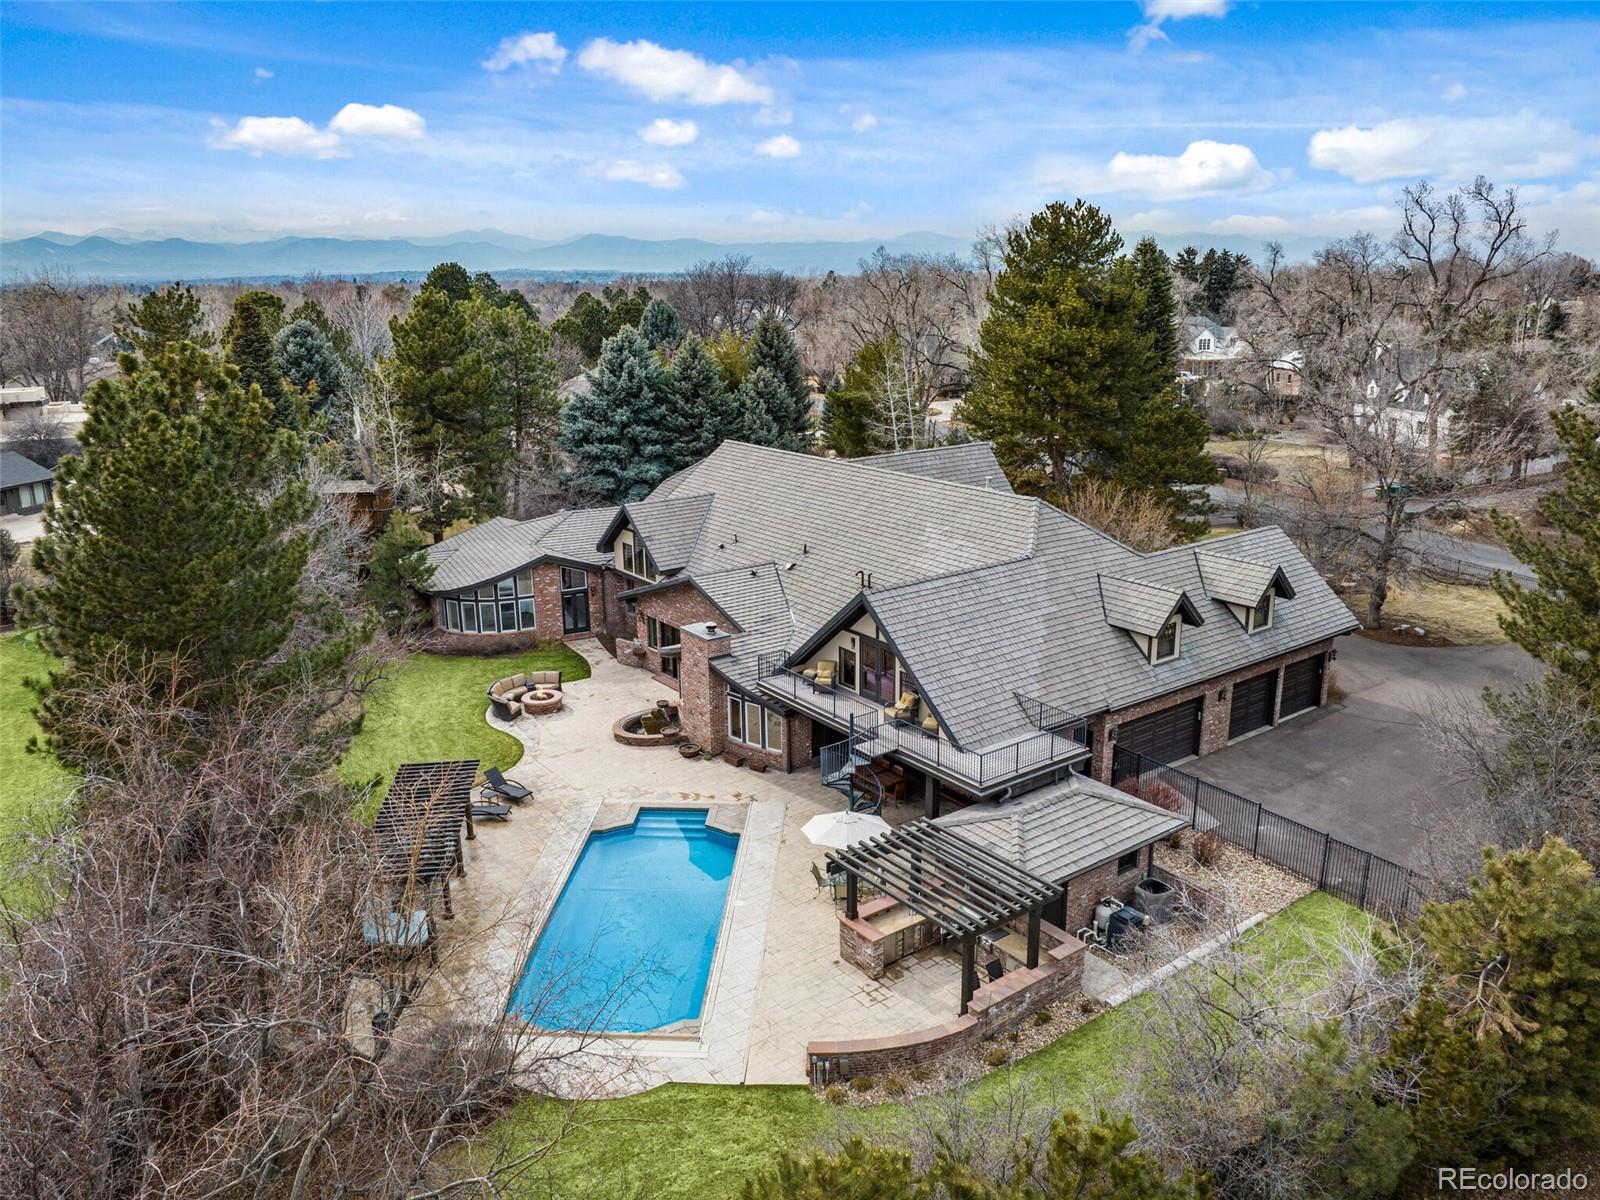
639, 298, 685, 351
221, 289, 286, 349
464, 295, 560, 514
735, 366, 795, 450
274, 319, 346, 420
1131, 236, 1181, 387
961, 199, 1147, 499
364, 519, 435, 632
1114, 386, 1215, 536
388, 287, 502, 539
823, 338, 896, 457
115, 282, 213, 357
1492, 396, 1600, 702
557, 326, 671, 503
20, 343, 316, 760
226, 296, 294, 429
749, 310, 812, 445
1386, 838, 1600, 1169
422, 261, 473, 303
1173, 245, 1202, 284
662, 335, 740, 470
287, 297, 355, 364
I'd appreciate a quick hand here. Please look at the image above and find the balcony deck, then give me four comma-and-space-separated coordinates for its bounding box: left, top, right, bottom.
757, 668, 1090, 796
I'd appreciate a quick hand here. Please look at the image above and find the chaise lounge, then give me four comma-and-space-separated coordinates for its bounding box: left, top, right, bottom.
486, 670, 563, 721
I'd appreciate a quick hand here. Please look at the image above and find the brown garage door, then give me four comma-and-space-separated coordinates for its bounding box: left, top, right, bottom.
1118, 698, 1202, 764
1280, 655, 1324, 717
1228, 671, 1277, 740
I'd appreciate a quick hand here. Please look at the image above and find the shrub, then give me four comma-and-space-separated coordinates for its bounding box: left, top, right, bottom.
1167, 828, 1187, 852
1007, 1029, 1021, 1042
822, 1084, 847, 1105
1078, 996, 1106, 1017
984, 1045, 1012, 1068
849, 1074, 874, 1093
910, 1066, 932, 1082
1117, 777, 1186, 816
883, 1075, 908, 1097
1033, 1007, 1054, 1026
1192, 830, 1223, 867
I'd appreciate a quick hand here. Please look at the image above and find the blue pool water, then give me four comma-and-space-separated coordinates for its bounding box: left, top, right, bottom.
509, 808, 739, 1033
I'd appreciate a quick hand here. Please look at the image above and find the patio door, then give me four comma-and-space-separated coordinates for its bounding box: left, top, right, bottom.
560, 568, 590, 634
859, 638, 897, 705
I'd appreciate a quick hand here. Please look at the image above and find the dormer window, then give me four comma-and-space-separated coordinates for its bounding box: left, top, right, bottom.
1248, 591, 1274, 632
1152, 615, 1181, 663
1197, 336, 1213, 351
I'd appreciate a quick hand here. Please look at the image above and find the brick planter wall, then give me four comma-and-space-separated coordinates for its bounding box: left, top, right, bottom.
1085, 640, 1336, 781
807, 926, 1087, 1084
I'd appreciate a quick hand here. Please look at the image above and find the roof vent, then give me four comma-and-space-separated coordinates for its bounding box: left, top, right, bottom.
785, 562, 796, 570
706, 622, 718, 635
802, 542, 809, 555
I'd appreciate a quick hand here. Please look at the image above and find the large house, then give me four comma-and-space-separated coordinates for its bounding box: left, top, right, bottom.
419, 441, 1358, 813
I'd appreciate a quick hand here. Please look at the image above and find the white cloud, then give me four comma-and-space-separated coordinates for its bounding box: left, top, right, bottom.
597, 159, 687, 189
253, 67, 273, 82
328, 103, 426, 140
1130, 0, 1228, 51
1442, 82, 1467, 102
1210, 214, 1294, 236
482, 31, 567, 73
1309, 113, 1592, 183
851, 110, 879, 133
754, 106, 793, 126
1039, 140, 1271, 200
208, 116, 344, 159
577, 38, 774, 105
638, 118, 699, 146
744, 208, 786, 225
756, 134, 801, 159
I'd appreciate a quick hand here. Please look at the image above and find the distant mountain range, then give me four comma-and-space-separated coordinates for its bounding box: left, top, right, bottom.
0, 230, 977, 282
0, 227, 1320, 283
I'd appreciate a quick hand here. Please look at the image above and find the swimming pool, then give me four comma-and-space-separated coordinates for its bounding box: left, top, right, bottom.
509, 808, 740, 1033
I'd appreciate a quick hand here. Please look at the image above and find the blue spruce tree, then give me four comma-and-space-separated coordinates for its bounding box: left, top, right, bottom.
558, 326, 671, 502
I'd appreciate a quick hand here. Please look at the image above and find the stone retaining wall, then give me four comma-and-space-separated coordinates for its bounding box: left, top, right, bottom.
808, 921, 1087, 1084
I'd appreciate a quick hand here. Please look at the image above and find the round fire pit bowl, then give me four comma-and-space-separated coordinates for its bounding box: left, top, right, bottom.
521, 689, 564, 716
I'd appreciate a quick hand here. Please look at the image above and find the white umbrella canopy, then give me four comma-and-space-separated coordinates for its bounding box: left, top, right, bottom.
802, 810, 890, 849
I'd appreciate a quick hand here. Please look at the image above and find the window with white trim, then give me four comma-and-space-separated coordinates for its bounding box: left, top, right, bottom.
1151, 615, 1181, 663
727, 689, 783, 752
1247, 591, 1274, 632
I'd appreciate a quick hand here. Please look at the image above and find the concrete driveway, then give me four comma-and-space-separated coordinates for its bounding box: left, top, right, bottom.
1184, 634, 1540, 865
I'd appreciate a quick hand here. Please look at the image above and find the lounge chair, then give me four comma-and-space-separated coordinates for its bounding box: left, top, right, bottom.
471, 801, 512, 822
813, 660, 836, 690
885, 692, 919, 722
481, 766, 532, 804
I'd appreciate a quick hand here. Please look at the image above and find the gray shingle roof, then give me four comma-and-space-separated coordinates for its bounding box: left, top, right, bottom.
863, 513, 1358, 748
1195, 550, 1293, 608
0, 450, 53, 489
421, 508, 617, 593
1098, 575, 1190, 638
618, 493, 713, 571
852, 443, 1015, 492
935, 772, 1187, 882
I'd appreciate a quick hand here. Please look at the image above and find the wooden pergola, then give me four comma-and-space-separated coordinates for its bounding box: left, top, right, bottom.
827, 819, 1061, 1014
374, 759, 478, 918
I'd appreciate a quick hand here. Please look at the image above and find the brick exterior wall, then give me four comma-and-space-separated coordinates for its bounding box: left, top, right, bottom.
808, 922, 1087, 1084
1059, 844, 1156, 936
1084, 639, 1337, 781
425, 562, 611, 653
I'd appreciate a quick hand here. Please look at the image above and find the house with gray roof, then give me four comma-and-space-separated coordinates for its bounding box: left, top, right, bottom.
419, 439, 1358, 811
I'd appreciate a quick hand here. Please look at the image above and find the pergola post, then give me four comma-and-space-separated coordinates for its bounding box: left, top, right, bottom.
1026, 904, 1041, 969
959, 934, 976, 1015
845, 870, 859, 921
923, 774, 941, 819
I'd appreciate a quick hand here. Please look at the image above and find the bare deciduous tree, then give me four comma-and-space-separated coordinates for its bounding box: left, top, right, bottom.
1061, 476, 1181, 551
0, 268, 108, 403
663, 255, 801, 337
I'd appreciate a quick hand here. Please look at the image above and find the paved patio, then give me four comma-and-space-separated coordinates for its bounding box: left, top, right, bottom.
415, 641, 973, 1090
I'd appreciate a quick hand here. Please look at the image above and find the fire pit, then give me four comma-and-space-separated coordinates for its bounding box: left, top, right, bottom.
521, 689, 563, 716
612, 706, 683, 747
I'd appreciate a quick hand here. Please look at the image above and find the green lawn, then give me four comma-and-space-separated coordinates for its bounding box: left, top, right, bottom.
0, 632, 74, 907
494, 892, 1361, 1199
337, 643, 592, 806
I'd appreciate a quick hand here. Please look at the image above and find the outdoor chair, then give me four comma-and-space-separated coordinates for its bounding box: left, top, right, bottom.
812, 660, 836, 690
985, 958, 1004, 982
481, 766, 532, 804
471, 801, 512, 822
884, 692, 918, 722
811, 861, 849, 903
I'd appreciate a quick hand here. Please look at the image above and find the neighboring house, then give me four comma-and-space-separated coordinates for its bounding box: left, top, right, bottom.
1178, 317, 1244, 384
420, 441, 1358, 813
1348, 347, 1456, 455
0, 450, 54, 516
318, 479, 393, 535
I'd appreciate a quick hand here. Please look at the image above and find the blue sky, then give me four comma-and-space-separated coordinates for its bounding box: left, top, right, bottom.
3, 1, 1597, 253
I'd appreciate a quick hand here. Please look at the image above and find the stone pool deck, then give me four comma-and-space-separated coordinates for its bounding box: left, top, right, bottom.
417, 641, 963, 1091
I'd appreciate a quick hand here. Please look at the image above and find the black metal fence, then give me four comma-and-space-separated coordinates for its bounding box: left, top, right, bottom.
1111, 746, 1424, 923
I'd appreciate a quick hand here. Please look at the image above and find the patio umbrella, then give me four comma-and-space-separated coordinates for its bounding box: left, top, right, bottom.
802, 810, 890, 849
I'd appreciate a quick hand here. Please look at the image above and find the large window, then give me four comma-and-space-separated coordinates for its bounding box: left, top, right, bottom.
837, 644, 857, 691
727, 689, 783, 752
647, 616, 680, 650
436, 568, 536, 634
860, 638, 897, 704
560, 568, 590, 634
